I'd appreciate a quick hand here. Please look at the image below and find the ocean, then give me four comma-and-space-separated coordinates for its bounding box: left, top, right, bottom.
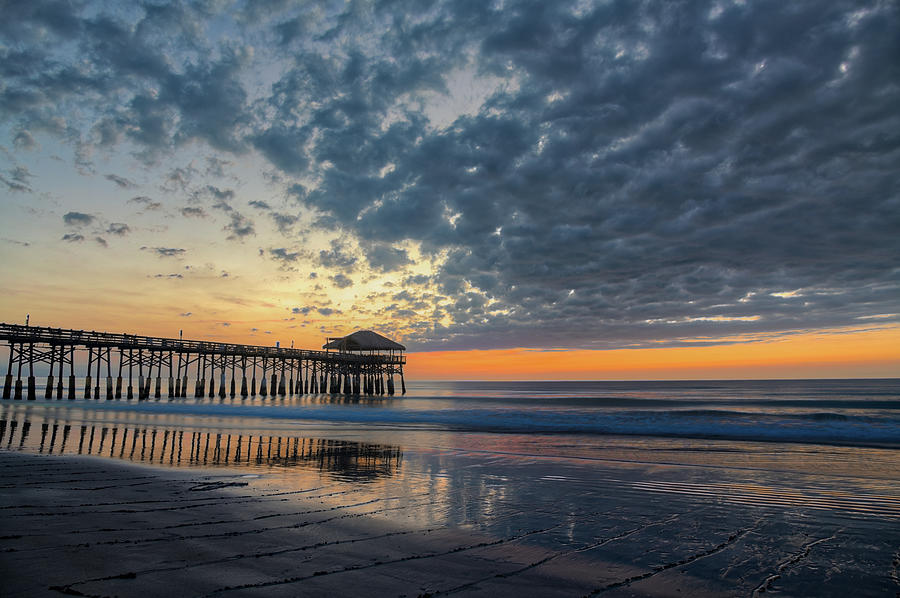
3, 378, 898, 448
2, 379, 899, 595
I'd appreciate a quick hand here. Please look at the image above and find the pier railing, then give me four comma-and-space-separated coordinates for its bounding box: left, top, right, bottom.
1, 323, 405, 400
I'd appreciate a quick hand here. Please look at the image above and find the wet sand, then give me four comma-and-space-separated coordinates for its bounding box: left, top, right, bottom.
2, 448, 899, 597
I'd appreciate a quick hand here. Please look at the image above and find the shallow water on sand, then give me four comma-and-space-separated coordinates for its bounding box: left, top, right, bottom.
2, 379, 899, 596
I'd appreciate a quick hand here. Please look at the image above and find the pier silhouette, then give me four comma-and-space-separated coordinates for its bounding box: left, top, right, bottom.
1, 323, 406, 401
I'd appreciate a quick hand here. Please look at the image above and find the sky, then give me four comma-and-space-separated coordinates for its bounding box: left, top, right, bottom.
1, 0, 898, 379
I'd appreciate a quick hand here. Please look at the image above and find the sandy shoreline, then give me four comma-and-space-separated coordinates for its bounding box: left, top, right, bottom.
0, 451, 617, 597
2, 441, 900, 597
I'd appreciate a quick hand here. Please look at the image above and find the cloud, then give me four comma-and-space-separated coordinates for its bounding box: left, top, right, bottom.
61, 233, 84, 243
365, 244, 413, 272
270, 211, 298, 234
318, 240, 358, 271
63, 212, 94, 226
142, 246, 186, 258
0, 175, 29, 193
105, 173, 136, 188
106, 223, 130, 236
330, 273, 353, 289
128, 196, 162, 210
224, 211, 255, 240
6, 1, 898, 352
206, 185, 235, 202
181, 206, 207, 218
179, 312, 192, 317
0, 165, 34, 192
94, 236, 108, 247
13, 130, 36, 150
252, 125, 309, 174
292, 306, 339, 316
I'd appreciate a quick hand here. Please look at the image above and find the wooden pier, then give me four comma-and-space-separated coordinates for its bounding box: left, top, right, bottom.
0, 323, 406, 401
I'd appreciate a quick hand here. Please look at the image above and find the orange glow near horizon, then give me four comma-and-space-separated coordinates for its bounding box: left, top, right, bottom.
405, 326, 900, 380
2, 304, 898, 380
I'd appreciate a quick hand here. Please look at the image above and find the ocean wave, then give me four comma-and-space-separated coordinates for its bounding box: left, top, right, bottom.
23, 399, 900, 447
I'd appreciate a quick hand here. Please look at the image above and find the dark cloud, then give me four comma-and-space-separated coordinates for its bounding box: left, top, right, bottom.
206, 185, 235, 202
251, 125, 309, 174
224, 211, 255, 240
365, 244, 413, 272
128, 196, 162, 210
143, 246, 186, 258
270, 211, 299, 234
318, 239, 358, 271
268, 247, 301, 267
179, 312, 192, 317
204, 156, 231, 177
5, 1, 898, 351
291, 306, 338, 316
106, 223, 130, 236
61, 233, 84, 243
94, 236, 107, 247
104, 173, 136, 188
152, 273, 183, 279
272, 0, 900, 350
330, 273, 353, 289
181, 206, 207, 218
249, 200, 271, 210
63, 211, 94, 226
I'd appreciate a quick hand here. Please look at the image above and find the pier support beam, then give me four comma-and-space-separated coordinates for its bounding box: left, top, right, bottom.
127, 349, 134, 400
45, 345, 55, 399
3, 342, 12, 399
56, 349, 64, 399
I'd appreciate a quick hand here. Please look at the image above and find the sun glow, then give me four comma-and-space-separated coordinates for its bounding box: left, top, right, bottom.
406, 326, 900, 380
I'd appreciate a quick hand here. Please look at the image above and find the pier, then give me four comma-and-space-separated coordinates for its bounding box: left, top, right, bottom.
0, 323, 406, 401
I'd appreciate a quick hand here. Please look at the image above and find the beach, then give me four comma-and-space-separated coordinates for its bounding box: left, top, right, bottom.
1, 380, 899, 597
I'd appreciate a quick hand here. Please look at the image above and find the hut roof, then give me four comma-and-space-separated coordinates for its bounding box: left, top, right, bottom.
323, 330, 406, 352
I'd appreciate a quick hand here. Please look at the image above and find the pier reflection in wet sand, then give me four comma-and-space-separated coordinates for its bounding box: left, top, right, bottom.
0, 411, 402, 481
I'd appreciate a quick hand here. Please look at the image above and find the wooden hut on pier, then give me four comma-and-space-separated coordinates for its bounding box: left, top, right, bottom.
323, 331, 406, 395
